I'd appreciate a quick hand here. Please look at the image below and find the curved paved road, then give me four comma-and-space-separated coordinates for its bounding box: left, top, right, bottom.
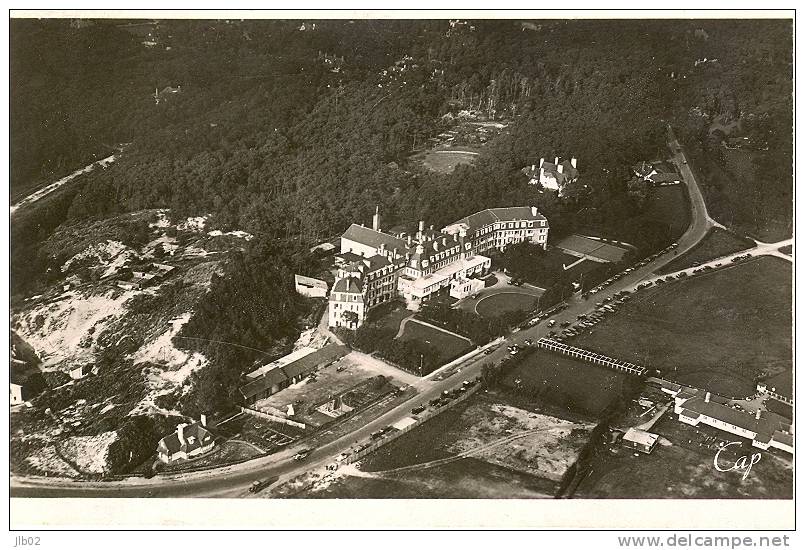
11, 132, 714, 499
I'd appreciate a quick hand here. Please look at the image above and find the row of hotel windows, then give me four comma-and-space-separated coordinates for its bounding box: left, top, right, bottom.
331, 302, 361, 311
473, 219, 547, 238
333, 293, 362, 302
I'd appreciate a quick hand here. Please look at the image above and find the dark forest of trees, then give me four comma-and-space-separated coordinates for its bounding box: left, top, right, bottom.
11, 18, 792, 414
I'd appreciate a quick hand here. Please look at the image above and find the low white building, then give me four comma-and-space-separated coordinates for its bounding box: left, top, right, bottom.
294, 274, 329, 298
450, 277, 485, 300
398, 254, 490, 310
674, 391, 793, 455
622, 428, 659, 454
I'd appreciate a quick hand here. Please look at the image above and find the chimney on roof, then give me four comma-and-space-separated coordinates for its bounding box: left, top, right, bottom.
418, 220, 425, 241
571, 157, 577, 169
531, 164, 536, 172
372, 206, 380, 231
200, 414, 207, 427
540, 157, 545, 168
392, 247, 398, 258
554, 156, 559, 166
755, 409, 762, 420
430, 224, 434, 231
531, 206, 538, 216
177, 423, 188, 446
407, 235, 412, 246
379, 243, 386, 255
705, 392, 711, 403
558, 164, 564, 174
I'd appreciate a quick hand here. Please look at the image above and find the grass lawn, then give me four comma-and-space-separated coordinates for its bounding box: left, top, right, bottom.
399, 320, 473, 364
573, 257, 792, 397
644, 185, 692, 242
501, 349, 631, 419
418, 148, 480, 174
656, 227, 754, 274
368, 302, 411, 335
475, 290, 540, 318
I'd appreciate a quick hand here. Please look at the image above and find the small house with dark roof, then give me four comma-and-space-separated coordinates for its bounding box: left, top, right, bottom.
157, 420, 215, 463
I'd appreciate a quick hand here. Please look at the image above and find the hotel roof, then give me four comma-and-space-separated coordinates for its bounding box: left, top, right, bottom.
342, 224, 406, 253
447, 206, 547, 234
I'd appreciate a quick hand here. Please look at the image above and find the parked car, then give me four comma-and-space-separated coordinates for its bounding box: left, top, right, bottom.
547, 320, 556, 327
249, 476, 279, 493
293, 448, 313, 461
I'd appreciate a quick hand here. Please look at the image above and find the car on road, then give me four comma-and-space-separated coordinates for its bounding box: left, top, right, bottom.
293, 448, 313, 461
484, 348, 494, 355
677, 272, 687, 278
547, 320, 556, 327
411, 405, 426, 415
249, 476, 280, 493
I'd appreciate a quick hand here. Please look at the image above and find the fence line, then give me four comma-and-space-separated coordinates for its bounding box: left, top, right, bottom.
240, 407, 307, 429
536, 338, 646, 376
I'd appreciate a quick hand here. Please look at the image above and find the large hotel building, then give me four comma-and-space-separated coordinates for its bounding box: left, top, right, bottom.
328, 206, 549, 329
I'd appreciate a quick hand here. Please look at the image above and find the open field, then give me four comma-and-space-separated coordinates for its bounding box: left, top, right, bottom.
399, 320, 473, 364
645, 185, 692, 242
287, 457, 558, 499
501, 349, 633, 419
656, 228, 754, 274
416, 148, 480, 173
575, 413, 793, 499
284, 391, 594, 498
573, 257, 792, 397
475, 290, 540, 318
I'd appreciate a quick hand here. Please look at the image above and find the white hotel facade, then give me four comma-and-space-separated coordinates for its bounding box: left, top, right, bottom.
328, 206, 549, 329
